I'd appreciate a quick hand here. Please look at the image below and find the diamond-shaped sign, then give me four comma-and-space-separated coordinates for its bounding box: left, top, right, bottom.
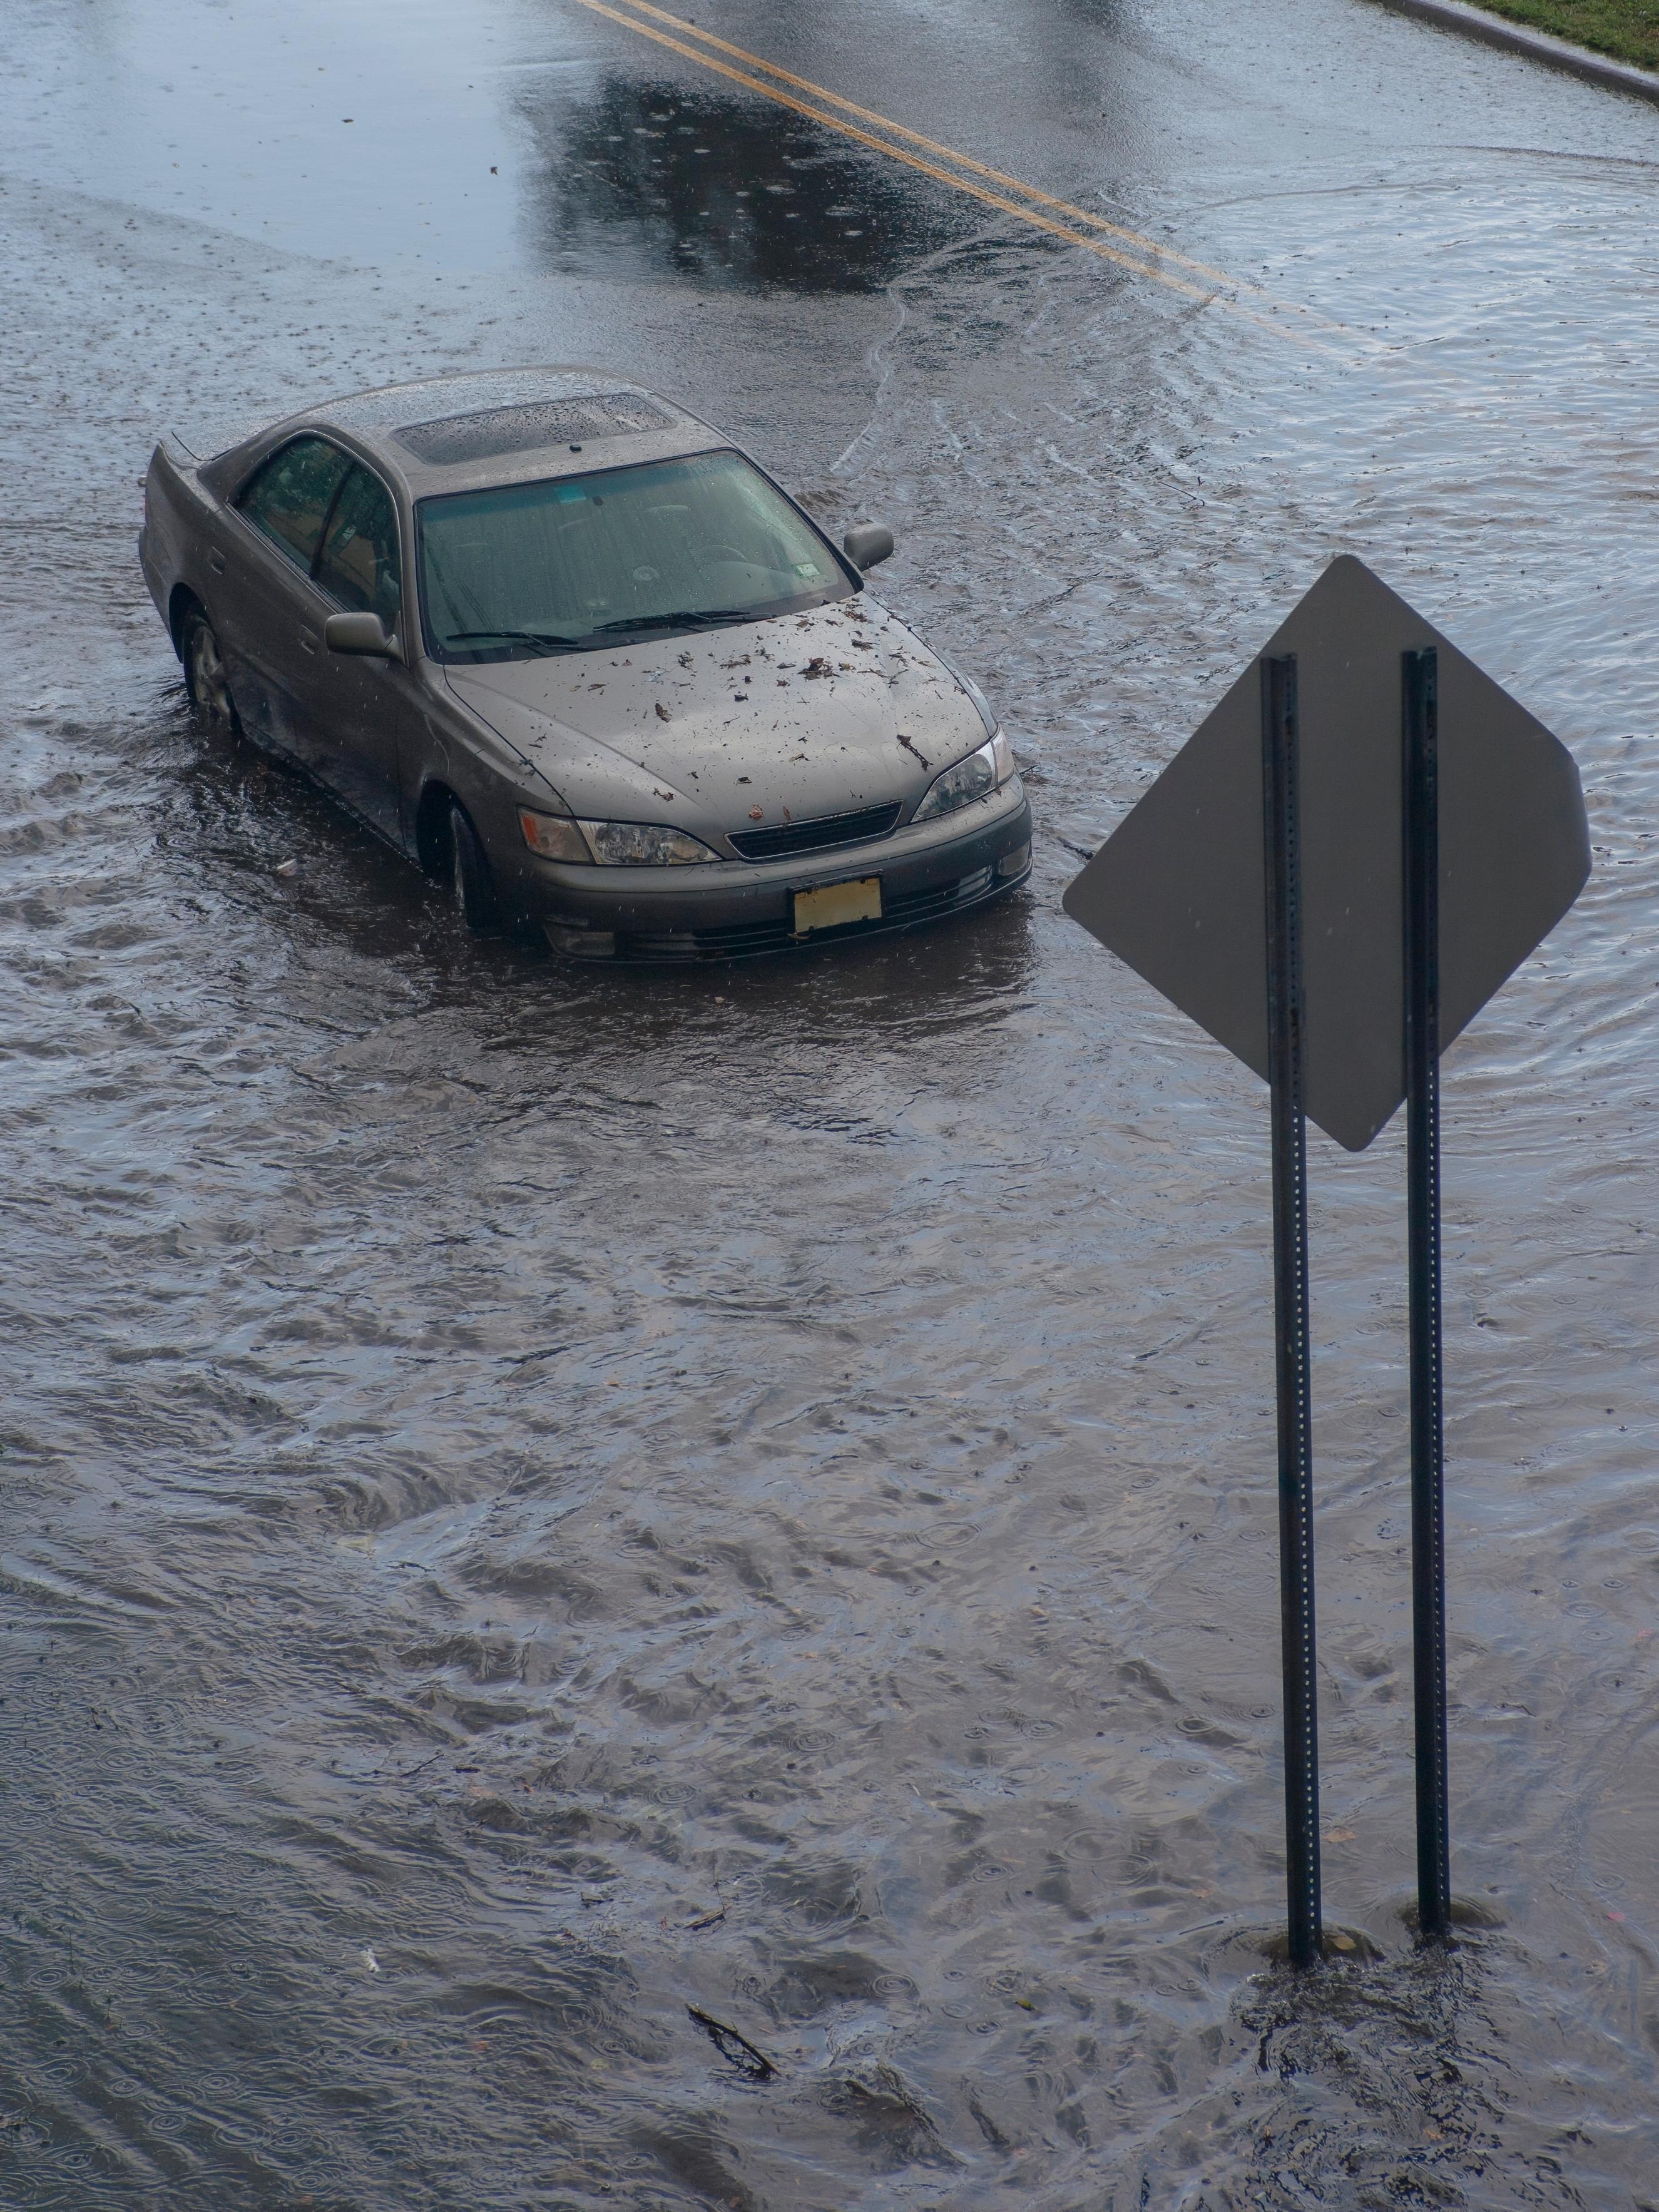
1063, 556, 1590, 1151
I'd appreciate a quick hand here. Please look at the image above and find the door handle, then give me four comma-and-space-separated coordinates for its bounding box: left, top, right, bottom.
207, 548, 226, 576
298, 629, 318, 656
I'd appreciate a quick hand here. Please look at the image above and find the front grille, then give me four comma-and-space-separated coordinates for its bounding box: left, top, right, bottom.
727, 802, 902, 862
590, 863, 1013, 962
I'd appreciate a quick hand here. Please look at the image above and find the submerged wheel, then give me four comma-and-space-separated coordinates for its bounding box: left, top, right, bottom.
182, 607, 240, 734
448, 800, 503, 937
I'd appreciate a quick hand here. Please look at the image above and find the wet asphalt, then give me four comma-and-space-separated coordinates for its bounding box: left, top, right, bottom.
2, 1, 1658, 2204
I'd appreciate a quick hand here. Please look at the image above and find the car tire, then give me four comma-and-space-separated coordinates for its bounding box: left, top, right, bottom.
448, 800, 503, 937
181, 606, 240, 735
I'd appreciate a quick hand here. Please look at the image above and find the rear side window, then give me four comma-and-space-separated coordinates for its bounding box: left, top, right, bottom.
315, 465, 402, 625
237, 437, 352, 572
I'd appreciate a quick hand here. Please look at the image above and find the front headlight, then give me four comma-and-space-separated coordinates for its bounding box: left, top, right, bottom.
911, 728, 1016, 823
581, 819, 722, 865
519, 808, 720, 866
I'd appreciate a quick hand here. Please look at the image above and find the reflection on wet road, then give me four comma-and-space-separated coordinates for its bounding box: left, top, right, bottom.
526, 71, 971, 291
555, 0, 1377, 346
2, 0, 1658, 2203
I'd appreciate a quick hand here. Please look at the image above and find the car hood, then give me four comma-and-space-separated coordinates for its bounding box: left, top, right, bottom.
442, 596, 989, 845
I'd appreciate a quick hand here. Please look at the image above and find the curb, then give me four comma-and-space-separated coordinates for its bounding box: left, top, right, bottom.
1365, 0, 1659, 103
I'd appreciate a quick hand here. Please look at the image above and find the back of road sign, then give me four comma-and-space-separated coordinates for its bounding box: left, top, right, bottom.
1063, 556, 1590, 1151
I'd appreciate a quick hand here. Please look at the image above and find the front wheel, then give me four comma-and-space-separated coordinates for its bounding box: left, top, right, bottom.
182, 607, 240, 734
448, 800, 503, 937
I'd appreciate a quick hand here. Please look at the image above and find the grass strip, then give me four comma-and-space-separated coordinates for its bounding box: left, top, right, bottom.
1453, 0, 1659, 68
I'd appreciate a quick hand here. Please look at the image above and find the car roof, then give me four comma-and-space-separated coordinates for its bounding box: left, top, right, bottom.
206, 367, 727, 500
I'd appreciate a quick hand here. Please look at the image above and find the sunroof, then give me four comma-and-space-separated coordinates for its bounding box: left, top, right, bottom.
394, 393, 675, 466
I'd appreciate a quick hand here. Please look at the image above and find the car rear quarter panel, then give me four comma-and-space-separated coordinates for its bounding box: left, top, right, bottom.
142, 437, 225, 654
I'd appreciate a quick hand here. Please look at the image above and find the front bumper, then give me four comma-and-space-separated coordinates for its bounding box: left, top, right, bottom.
525, 783, 1033, 961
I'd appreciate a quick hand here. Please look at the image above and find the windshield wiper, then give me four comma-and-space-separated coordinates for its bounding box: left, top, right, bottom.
595, 609, 753, 636
444, 628, 584, 656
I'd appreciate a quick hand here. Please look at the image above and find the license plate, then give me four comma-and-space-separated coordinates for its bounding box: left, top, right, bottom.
792, 876, 882, 934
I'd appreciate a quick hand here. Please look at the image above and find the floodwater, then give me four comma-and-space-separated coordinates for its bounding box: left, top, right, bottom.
2, 0, 1658, 2204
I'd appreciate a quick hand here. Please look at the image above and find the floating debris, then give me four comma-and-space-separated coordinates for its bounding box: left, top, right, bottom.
688, 2006, 775, 2080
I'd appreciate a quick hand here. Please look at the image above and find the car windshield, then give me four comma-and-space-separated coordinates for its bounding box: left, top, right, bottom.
417, 449, 850, 661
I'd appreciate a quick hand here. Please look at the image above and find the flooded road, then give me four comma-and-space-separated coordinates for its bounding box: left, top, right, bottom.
3, 0, 1658, 2203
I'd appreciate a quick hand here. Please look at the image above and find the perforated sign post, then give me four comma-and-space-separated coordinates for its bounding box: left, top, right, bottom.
1064, 557, 1590, 1964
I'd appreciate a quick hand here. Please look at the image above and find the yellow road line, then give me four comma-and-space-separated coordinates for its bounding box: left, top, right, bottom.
566, 0, 1355, 353
619, 0, 1328, 317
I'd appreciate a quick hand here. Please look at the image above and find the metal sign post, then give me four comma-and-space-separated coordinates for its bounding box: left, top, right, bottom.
1262, 653, 1322, 1966
1063, 555, 1590, 1965
1402, 646, 1451, 1937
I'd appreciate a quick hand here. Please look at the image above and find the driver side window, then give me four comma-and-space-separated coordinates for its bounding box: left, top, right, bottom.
315, 464, 402, 628
237, 437, 352, 574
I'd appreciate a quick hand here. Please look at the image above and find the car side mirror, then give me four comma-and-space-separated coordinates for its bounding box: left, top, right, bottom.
325, 610, 396, 658
842, 522, 894, 573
